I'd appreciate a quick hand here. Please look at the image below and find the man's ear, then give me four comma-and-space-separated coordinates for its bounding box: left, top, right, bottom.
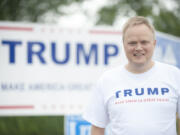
153, 40, 156, 47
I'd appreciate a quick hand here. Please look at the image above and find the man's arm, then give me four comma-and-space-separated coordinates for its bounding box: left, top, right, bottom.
177, 113, 180, 135
177, 118, 180, 135
178, 119, 180, 135
91, 125, 105, 135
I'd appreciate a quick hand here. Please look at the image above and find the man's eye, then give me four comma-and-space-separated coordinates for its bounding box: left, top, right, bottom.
141, 41, 149, 45
128, 42, 137, 46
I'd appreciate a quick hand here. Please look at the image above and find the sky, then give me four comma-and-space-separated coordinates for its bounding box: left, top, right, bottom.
56, 0, 128, 28
57, 0, 109, 28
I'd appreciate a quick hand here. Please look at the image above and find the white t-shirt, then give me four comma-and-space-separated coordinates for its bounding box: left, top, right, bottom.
83, 61, 180, 135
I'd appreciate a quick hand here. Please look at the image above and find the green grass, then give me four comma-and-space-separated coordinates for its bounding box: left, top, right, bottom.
0, 116, 64, 135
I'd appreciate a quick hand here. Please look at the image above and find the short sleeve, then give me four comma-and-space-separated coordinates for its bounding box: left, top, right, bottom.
178, 97, 180, 118
175, 68, 180, 118
82, 79, 109, 128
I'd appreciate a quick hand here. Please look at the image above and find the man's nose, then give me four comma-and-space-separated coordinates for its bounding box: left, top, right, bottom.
135, 43, 143, 51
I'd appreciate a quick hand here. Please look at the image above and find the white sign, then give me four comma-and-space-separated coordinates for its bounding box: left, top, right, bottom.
0, 22, 126, 116
0, 22, 180, 116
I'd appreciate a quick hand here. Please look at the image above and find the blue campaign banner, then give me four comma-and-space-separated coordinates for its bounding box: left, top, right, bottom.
65, 115, 91, 135
155, 33, 180, 68
65, 115, 110, 135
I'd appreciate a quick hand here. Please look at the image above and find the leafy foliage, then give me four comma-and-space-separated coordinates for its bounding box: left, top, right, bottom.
96, 0, 180, 37
0, 116, 64, 135
0, 0, 180, 37
0, 0, 84, 22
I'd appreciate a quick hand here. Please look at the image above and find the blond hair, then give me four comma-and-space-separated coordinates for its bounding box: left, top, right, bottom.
122, 16, 155, 41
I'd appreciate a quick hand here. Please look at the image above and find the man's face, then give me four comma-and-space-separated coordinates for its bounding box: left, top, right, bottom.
123, 24, 156, 67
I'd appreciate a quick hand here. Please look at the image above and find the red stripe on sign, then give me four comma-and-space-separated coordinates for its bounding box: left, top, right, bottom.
0, 26, 33, 31
89, 30, 122, 35
0, 105, 34, 109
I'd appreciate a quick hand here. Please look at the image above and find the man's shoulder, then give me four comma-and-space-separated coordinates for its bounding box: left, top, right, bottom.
99, 65, 125, 81
156, 61, 180, 74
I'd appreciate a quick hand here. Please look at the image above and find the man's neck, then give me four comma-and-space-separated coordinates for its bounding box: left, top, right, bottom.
126, 61, 155, 74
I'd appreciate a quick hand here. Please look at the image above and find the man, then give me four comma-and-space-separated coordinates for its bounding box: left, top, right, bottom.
83, 16, 180, 135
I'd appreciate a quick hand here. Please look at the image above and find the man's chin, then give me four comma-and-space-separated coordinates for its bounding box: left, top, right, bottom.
132, 61, 146, 67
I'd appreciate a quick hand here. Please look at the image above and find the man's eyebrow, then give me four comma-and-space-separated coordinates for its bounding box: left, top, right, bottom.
141, 40, 150, 42
128, 41, 137, 43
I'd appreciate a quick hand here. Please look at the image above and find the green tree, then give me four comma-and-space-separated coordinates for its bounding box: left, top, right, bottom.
96, 0, 180, 37
1, 0, 180, 37
0, 116, 64, 135
0, 0, 84, 22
